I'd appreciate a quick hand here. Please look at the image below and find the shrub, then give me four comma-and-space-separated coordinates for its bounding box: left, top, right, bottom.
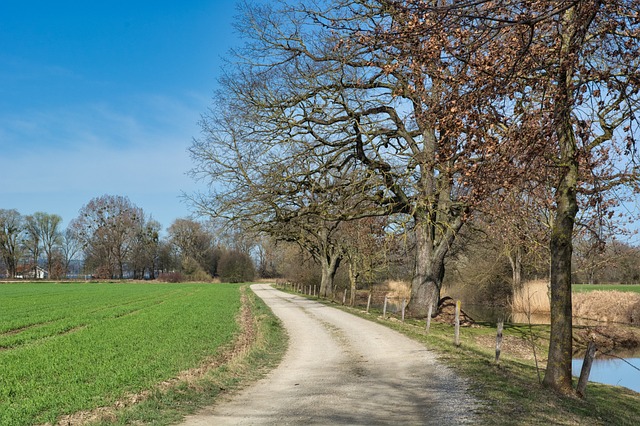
157, 272, 185, 283
181, 257, 212, 282
217, 250, 255, 283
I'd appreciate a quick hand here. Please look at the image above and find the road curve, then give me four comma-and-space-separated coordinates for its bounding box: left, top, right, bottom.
180, 284, 478, 425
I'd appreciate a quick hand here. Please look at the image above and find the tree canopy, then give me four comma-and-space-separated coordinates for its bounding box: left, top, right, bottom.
191, 0, 640, 396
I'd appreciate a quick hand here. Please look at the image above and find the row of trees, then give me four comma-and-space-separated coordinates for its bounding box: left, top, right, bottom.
190, 0, 640, 396
0, 209, 78, 279
0, 196, 256, 282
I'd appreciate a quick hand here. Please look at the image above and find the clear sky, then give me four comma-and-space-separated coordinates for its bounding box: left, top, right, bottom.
1, 1, 240, 232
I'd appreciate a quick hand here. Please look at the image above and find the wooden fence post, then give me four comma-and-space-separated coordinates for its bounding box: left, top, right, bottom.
401, 298, 406, 322
366, 292, 372, 313
425, 304, 433, 334
342, 290, 347, 305
495, 318, 504, 364
383, 294, 388, 319
454, 300, 461, 346
577, 341, 597, 398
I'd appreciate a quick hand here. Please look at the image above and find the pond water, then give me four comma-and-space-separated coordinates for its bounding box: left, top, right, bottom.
464, 304, 640, 393
572, 354, 640, 393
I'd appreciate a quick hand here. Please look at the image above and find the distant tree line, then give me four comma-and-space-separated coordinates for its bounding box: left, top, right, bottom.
0, 195, 256, 282
2, 196, 638, 290
0, 209, 78, 280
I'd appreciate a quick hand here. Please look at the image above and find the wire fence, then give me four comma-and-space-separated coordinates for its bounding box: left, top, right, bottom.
274, 280, 411, 319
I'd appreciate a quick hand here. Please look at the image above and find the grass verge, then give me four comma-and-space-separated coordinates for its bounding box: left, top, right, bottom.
328, 301, 640, 425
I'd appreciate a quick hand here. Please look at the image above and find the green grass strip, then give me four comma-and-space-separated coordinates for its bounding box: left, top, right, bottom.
573, 284, 640, 293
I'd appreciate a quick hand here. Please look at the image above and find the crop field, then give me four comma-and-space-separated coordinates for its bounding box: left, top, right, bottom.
573, 284, 640, 293
0, 282, 242, 426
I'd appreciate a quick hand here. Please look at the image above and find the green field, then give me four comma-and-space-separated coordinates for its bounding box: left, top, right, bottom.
572, 284, 640, 293
0, 282, 242, 426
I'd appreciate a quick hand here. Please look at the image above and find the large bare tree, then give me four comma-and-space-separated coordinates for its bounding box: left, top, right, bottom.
476, 0, 640, 396
74, 195, 145, 279
191, 0, 518, 315
405, 0, 640, 395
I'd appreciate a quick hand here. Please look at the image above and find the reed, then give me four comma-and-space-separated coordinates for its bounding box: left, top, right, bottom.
382, 280, 412, 300
510, 280, 550, 314
573, 290, 640, 324
511, 281, 640, 325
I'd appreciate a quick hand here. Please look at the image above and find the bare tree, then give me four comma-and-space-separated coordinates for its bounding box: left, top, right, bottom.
191, 0, 519, 315
167, 218, 217, 275
130, 218, 161, 279
341, 216, 391, 305
0, 209, 24, 279
23, 215, 41, 279
500, 0, 639, 395
479, 183, 554, 291
74, 195, 144, 279
24, 212, 63, 278
61, 221, 83, 278
412, 0, 640, 395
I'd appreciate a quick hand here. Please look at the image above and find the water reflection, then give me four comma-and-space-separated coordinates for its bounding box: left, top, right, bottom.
572, 354, 640, 393
464, 304, 640, 393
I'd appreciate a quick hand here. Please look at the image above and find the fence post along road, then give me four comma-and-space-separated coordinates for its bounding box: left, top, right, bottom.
181, 284, 478, 425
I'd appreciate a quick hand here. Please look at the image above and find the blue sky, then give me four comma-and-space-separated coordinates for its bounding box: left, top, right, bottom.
1, 1, 239, 231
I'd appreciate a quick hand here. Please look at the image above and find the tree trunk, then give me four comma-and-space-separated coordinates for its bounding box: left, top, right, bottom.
543, 170, 577, 394
47, 253, 53, 279
508, 246, 523, 290
407, 216, 450, 318
543, 32, 580, 393
7, 258, 16, 279
319, 253, 341, 298
348, 261, 358, 306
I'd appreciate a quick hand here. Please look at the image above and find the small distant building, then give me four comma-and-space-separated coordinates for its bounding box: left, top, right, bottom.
15, 265, 48, 280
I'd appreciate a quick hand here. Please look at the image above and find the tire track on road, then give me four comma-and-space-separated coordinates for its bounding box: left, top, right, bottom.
180, 284, 478, 425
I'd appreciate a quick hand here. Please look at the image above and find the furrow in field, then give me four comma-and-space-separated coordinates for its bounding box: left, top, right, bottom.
0, 320, 58, 337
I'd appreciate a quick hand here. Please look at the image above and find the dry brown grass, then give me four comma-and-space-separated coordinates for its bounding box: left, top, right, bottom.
371, 280, 411, 300
512, 281, 640, 325
573, 290, 640, 324
384, 280, 412, 300
510, 280, 550, 314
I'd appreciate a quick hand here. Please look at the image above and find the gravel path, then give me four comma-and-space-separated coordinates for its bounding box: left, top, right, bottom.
180, 284, 478, 425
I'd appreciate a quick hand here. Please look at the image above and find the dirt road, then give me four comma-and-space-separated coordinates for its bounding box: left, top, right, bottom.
180, 284, 478, 425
